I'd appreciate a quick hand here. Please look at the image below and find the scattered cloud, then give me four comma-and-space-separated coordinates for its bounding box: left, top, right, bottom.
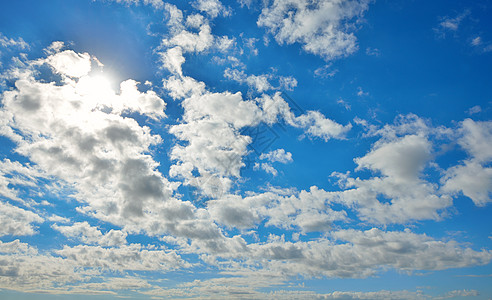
257, 0, 372, 60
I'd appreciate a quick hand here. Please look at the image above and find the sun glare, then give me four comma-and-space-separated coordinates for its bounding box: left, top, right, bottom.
76, 73, 114, 98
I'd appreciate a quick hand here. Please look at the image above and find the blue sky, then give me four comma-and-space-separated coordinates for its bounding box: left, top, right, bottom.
0, 0, 491, 299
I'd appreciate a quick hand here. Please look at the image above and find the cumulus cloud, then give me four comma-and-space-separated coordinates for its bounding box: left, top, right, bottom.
208, 186, 347, 232
0, 33, 29, 50
0, 158, 48, 202
0, 201, 43, 236
442, 119, 492, 206
260, 148, 293, 164
56, 243, 187, 271
192, 0, 231, 18
257, 0, 371, 60
52, 221, 128, 247
329, 116, 453, 224
224, 68, 298, 92
247, 228, 492, 279
0, 46, 232, 247
46, 50, 92, 77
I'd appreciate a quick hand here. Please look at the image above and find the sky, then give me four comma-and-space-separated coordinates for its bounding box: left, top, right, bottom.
0, 0, 491, 299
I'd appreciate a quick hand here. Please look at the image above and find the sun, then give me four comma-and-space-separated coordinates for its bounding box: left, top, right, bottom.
76, 73, 115, 98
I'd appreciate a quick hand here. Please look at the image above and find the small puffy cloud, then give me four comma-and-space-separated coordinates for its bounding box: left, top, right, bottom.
224, 68, 273, 93
434, 10, 470, 38
357, 86, 369, 97
162, 24, 214, 53
471, 36, 482, 46
46, 50, 92, 77
224, 68, 297, 92
257, 0, 371, 60
365, 47, 381, 56
314, 63, 339, 78
467, 105, 482, 115
295, 110, 352, 141
193, 0, 231, 18
260, 149, 293, 164
0, 33, 29, 50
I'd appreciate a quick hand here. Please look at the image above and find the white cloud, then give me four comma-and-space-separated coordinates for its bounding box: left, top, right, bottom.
0, 201, 43, 236
244, 228, 492, 279
435, 289, 480, 299
56, 243, 187, 271
224, 68, 273, 92
357, 86, 369, 97
161, 23, 214, 53
471, 36, 482, 46
443, 161, 492, 207
437, 10, 470, 32
159, 46, 186, 75
330, 116, 453, 224
466, 105, 482, 115
0, 158, 47, 202
434, 10, 470, 39
0, 47, 230, 245
46, 50, 92, 78
100, 0, 164, 9
314, 63, 339, 78
365, 47, 381, 56
224, 68, 298, 93
193, 0, 231, 18
0, 33, 29, 52
52, 222, 128, 247
442, 119, 492, 206
259, 92, 352, 141
260, 149, 293, 163
457, 119, 492, 162
208, 186, 347, 233
257, 0, 371, 60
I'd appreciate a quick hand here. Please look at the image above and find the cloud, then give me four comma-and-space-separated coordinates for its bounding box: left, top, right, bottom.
46, 50, 92, 77
330, 116, 453, 224
224, 68, 298, 92
436, 10, 470, 34
0, 201, 43, 236
260, 148, 293, 163
257, 0, 372, 60
56, 243, 187, 271
314, 63, 339, 78
99, 0, 164, 9
0, 158, 48, 202
259, 93, 352, 141
466, 105, 482, 115
52, 222, 128, 247
192, 0, 231, 18
208, 186, 347, 232
0, 46, 231, 246
0, 33, 29, 50
365, 47, 381, 56
442, 119, 492, 206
